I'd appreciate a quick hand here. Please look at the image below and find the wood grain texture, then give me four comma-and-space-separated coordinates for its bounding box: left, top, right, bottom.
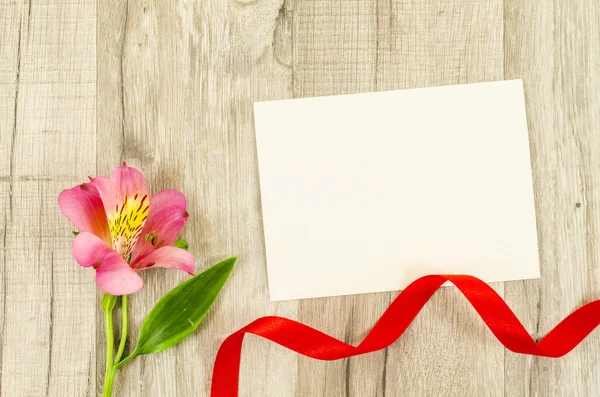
0, 0, 97, 396
0, 0, 598, 395
504, 1, 600, 396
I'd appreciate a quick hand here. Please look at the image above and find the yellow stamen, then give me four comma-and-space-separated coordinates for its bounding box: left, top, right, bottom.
108, 193, 149, 259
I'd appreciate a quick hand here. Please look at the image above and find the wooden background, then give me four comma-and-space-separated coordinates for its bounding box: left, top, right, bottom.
1, 0, 599, 395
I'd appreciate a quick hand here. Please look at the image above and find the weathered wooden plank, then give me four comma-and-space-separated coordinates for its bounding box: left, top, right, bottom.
97, 0, 297, 395
0, 0, 20, 178
3, 181, 97, 396
0, 182, 8, 394
504, 1, 600, 395
293, 0, 378, 97
0, 1, 97, 395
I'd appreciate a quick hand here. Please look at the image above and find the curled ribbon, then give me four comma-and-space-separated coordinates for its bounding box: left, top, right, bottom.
211, 275, 600, 397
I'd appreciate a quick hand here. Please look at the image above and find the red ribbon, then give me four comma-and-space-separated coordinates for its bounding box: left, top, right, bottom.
211, 275, 600, 397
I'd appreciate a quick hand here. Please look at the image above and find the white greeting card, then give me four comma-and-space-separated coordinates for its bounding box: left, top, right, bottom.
254, 80, 540, 301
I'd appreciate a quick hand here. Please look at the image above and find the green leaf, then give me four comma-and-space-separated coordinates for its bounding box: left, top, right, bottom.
72, 230, 80, 236
173, 238, 189, 250
130, 256, 236, 357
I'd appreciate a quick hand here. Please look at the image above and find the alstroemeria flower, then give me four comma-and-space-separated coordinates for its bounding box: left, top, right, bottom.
58, 164, 194, 295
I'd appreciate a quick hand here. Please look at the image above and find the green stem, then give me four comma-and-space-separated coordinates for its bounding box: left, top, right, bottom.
115, 295, 128, 364
103, 368, 116, 397
102, 294, 130, 396
102, 300, 115, 397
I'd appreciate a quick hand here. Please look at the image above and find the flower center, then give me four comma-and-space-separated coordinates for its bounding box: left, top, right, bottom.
109, 193, 149, 259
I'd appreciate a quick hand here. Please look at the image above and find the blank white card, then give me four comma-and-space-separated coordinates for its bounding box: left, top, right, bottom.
254, 80, 540, 301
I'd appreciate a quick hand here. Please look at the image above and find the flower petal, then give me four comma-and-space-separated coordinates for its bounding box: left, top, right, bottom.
111, 163, 148, 198
90, 175, 123, 219
96, 259, 144, 296
58, 183, 110, 244
72, 232, 119, 268
134, 246, 195, 275
131, 189, 189, 262
72, 232, 143, 295
91, 164, 151, 259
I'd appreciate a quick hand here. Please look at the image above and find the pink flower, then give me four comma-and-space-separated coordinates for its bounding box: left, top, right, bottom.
58, 164, 194, 295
